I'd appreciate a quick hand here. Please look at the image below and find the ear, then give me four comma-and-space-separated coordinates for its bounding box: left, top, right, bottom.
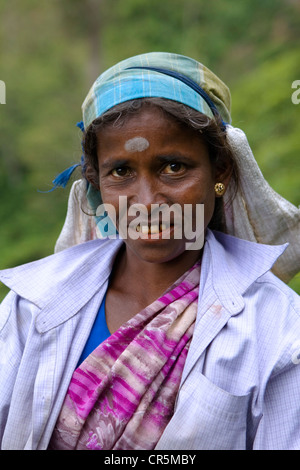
214, 160, 234, 197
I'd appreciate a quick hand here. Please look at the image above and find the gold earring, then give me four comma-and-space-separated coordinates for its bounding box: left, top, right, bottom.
214, 182, 225, 196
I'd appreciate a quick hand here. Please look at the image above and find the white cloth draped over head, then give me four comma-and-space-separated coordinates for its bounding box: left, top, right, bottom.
54, 53, 300, 284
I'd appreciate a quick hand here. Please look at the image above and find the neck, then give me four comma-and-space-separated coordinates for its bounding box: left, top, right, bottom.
111, 244, 202, 305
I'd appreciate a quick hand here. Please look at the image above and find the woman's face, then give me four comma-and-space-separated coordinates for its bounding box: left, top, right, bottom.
96, 105, 219, 264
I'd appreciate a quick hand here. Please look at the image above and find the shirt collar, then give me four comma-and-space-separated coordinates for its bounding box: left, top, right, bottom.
0, 238, 123, 310
0, 230, 287, 327
204, 229, 288, 315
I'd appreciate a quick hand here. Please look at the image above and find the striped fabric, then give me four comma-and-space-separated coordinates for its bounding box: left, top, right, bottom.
81, 52, 231, 129
49, 261, 200, 450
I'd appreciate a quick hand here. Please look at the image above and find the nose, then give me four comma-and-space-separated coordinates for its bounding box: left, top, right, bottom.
131, 176, 168, 211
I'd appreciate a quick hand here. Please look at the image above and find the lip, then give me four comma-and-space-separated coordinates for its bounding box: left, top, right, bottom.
126, 222, 178, 241
136, 222, 169, 234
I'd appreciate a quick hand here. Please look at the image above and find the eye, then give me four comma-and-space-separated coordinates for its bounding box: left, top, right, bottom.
162, 162, 186, 174
111, 167, 131, 178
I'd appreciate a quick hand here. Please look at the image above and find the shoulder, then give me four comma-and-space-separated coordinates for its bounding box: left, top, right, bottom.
239, 270, 300, 377
214, 228, 300, 324
245, 270, 300, 332
206, 230, 300, 346
255, 270, 299, 312
250, 270, 300, 338
0, 238, 123, 308
204, 230, 293, 313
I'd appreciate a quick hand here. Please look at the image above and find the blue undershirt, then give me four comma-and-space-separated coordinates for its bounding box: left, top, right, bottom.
77, 292, 111, 366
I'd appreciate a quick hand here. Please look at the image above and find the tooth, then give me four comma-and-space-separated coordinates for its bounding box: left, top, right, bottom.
150, 225, 159, 234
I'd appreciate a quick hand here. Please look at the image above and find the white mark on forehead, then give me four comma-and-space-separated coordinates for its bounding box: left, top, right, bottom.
124, 137, 150, 153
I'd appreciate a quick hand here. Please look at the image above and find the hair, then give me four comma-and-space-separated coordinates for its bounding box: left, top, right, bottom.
82, 98, 239, 232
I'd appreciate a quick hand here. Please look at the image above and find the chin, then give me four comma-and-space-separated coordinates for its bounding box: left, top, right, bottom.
125, 239, 193, 265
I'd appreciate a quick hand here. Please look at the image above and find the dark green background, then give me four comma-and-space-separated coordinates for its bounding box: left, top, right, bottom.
0, 0, 299, 300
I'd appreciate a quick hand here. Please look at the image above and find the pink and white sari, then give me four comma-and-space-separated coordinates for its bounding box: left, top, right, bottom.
49, 261, 200, 450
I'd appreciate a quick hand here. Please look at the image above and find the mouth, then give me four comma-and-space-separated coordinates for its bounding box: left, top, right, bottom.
136, 223, 169, 234
124, 220, 176, 241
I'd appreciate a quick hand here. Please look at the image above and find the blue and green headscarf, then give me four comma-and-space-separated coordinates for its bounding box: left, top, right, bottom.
51, 52, 232, 234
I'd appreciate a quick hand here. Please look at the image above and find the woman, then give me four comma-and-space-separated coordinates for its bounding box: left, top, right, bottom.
0, 52, 300, 450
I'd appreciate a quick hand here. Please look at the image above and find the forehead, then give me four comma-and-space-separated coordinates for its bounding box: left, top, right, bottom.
96, 105, 204, 154
100, 105, 177, 135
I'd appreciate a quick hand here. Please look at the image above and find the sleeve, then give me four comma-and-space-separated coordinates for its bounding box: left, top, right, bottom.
253, 296, 300, 450
255, 361, 300, 449
0, 292, 33, 445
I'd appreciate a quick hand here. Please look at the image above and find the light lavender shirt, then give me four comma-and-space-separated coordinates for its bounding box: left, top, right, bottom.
0, 230, 300, 450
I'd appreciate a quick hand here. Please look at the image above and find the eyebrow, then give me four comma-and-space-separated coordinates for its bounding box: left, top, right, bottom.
100, 158, 130, 170
100, 153, 194, 170
156, 154, 194, 164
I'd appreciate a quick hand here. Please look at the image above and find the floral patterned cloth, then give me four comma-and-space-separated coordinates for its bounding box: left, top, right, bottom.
49, 261, 200, 450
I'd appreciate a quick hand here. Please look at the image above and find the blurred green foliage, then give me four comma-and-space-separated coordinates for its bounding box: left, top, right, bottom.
0, 0, 299, 300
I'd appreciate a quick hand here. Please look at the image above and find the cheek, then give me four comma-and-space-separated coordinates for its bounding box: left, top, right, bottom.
179, 172, 215, 204
98, 183, 119, 216
199, 180, 216, 222
182, 179, 215, 228
100, 188, 128, 230
98, 178, 118, 202
203, 192, 216, 227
